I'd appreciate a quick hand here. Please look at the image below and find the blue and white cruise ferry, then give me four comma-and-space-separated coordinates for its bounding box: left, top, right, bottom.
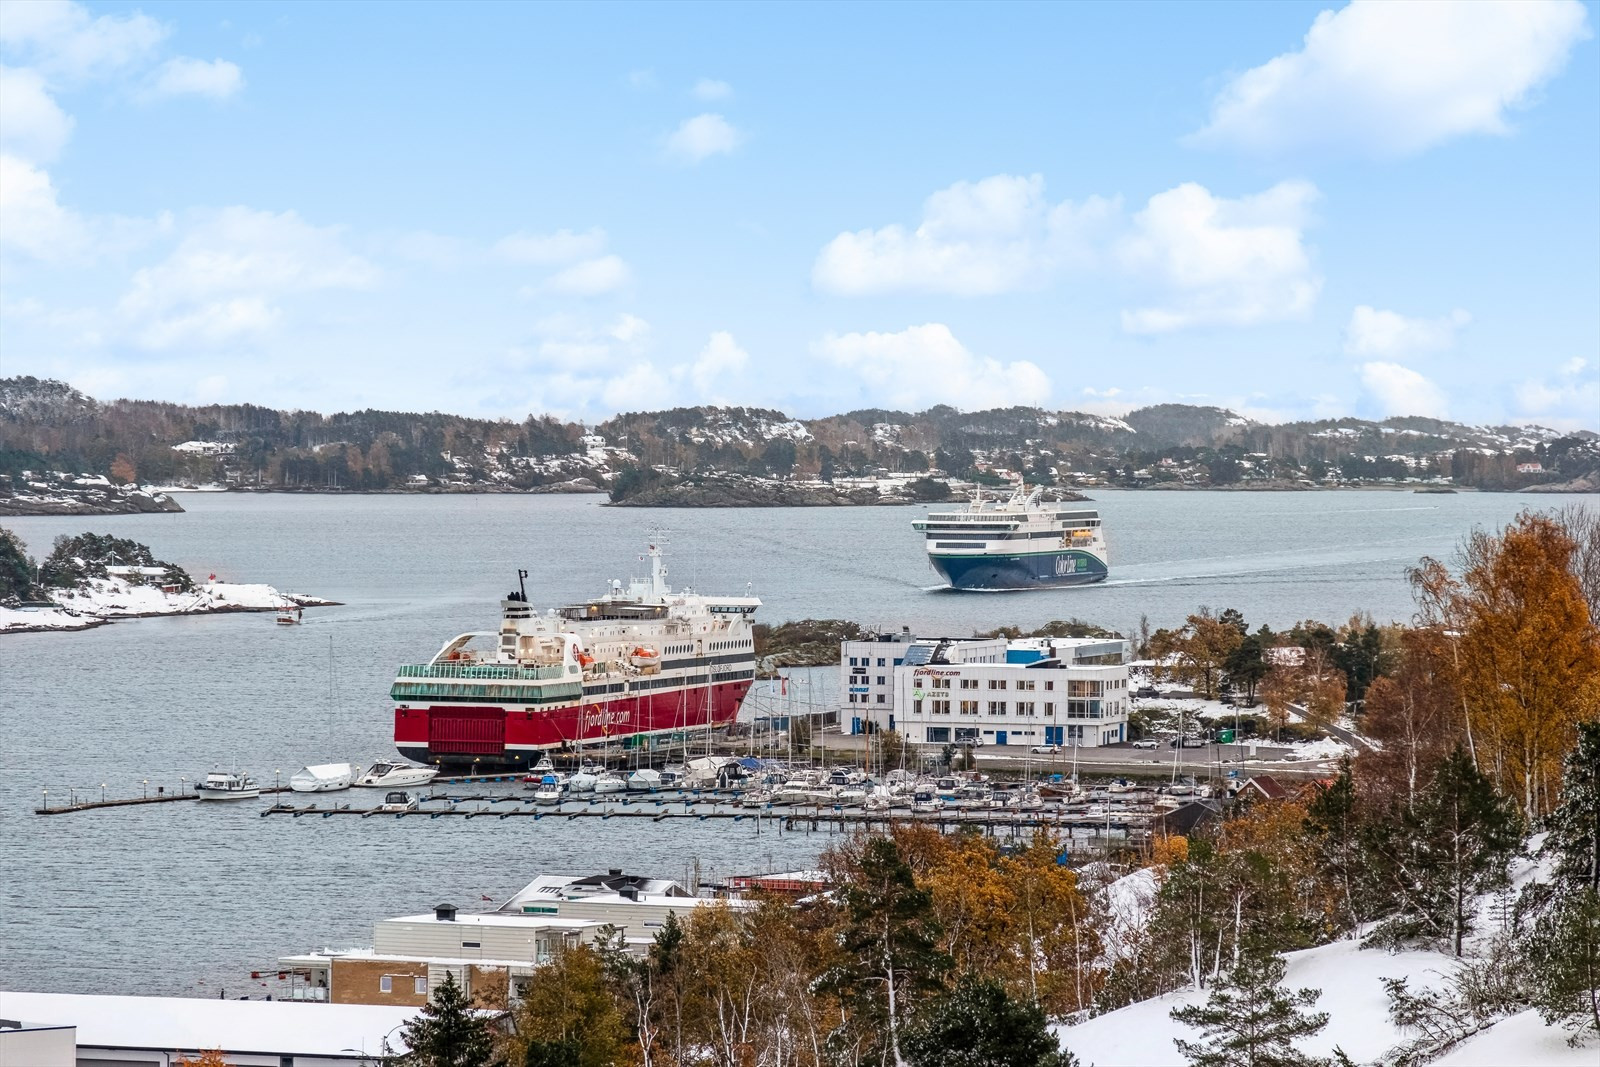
912, 485, 1108, 590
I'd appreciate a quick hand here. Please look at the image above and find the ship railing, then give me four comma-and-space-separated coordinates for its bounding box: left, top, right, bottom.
398, 662, 568, 681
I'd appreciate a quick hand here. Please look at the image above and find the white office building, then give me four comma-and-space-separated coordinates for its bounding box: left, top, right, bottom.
894, 636, 1131, 749
841, 631, 1006, 734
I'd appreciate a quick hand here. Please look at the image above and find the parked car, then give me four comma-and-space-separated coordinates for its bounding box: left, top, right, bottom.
1030, 744, 1060, 754
1131, 739, 1159, 749
1135, 687, 1161, 698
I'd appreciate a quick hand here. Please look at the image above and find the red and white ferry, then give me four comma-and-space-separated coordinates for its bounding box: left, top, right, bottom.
392, 543, 759, 771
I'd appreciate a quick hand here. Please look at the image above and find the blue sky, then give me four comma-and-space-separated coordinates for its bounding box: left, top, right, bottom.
2, 0, 1597, 429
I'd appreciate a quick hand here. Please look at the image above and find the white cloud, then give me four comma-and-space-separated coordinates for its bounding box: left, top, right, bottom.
145, 56, 242, 100
0, 153, 91, 260
665, 113, 741, 163
544, 255, 631, 297
1359, 361, 1448, 418
692, 78, 732, 101
0, 0, 167, 80
119, 206, 378, 348
494, 227, 607, 265
0, 65, 73, 161
609, 313, 650, 344
1191, 0, 1592, 158
1117, 180, 1321, 333
815, 323, 1050, 411
812, 174, 1118, 296
1343, 305, 1471, 356
690, 331, 748, 396
1514, 358, 1599, 430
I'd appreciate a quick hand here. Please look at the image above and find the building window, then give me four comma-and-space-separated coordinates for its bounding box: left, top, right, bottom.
415, 976, 428, 995
1045, 702, 1055, 717
960, 700, 977, 715
932, 699, 951, 715
849, 657, 858, 666
960, 678, 978, 689
876, 676, 885, 685
927, 727, 951, 743
848, 693, 857, 703
913, 699, 923, 714
380, 975, 393, 993
988, 701, 1006, 715
988, 679, 1007, 690
1017, 701, 1035, 716
876, 694, 886, 703
1017, 679, 1035, 691
1045, 680, 1054, 691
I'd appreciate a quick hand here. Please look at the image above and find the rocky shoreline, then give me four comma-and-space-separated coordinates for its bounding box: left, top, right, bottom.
0, 485, 185, 517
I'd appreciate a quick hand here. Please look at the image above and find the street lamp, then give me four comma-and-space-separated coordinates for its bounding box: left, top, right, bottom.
178, 776, 188, 797
41, 788, 47, 811
275, 768, 282, 793
100, 782, 107, 804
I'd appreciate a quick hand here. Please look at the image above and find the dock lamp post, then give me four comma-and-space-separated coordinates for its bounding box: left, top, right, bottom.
41, 788, 47, 811
275, 769, 282, 793
179, 776, 188, 797
100, 782, 107, 804
142, 778, 149, 799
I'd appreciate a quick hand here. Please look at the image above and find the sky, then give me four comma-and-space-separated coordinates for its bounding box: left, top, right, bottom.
1, 0, 1597, 430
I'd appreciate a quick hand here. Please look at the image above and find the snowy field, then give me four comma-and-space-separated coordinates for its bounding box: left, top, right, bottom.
1, 578, 332, 634
1059, 841, 1592, 1066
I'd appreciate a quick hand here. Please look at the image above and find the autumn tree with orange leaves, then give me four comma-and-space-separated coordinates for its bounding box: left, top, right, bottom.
1411, 511, 1600, 818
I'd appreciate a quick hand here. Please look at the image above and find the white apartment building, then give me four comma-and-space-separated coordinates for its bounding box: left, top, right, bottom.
841, 631, 1007, 734
894, 637, 1132, 748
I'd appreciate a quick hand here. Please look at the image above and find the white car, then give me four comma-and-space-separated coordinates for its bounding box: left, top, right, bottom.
1131, 739, 1159, 749
1030, 744, 1060, 754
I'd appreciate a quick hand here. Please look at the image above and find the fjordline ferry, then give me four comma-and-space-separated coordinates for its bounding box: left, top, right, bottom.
912, 485, 1109, 590
392, 544, 759, 771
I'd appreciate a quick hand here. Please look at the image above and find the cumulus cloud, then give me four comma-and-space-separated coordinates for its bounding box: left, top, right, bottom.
0, 153, 162, 263
1343, 305, 1471, 356
665, 113, 741, 163
0, 0, 167, 80
690, 330, 748, 396
494, 227, 608, 265
145, 56, 243, 100
815, 323, 1050, 411
692, 78, 732, 101
1191, 0, 1592, 158
1514, 358, 1599, 430
119, 206, 378, 348
0, 66, 73, 161
544, 254, 632, 297
813, 174, 1118, 296
1117, 180, 1321, 333
1359, 361, 1448, 418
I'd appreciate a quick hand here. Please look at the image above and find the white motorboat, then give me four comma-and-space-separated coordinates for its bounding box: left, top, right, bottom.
354, 760, 439, 789
196, 770, 259, 801
739, 788, 774, 808
863, 792, 893, 813
377, 790, 419, 813
911, 790, 944, 814
532, 776, 565, 805
566, 771, 598, 794
1009, 789, 1045, 812
531, 755, 556, 775
593, 771, 627, 794
290, 762, 355, 793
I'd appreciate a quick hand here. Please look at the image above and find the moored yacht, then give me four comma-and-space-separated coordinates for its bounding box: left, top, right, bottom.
354, 760, 439, 789
196, 770, 259, 801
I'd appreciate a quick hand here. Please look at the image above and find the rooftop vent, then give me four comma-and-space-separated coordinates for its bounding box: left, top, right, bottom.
619, 887, 639, 901
609, 868, 623, 877
434, 903, 457, 922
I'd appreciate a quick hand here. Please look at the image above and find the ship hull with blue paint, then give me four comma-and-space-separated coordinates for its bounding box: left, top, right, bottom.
930, 549, 1109, 590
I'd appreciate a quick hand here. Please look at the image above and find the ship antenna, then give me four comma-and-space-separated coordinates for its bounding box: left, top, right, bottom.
517, 568, 528, 602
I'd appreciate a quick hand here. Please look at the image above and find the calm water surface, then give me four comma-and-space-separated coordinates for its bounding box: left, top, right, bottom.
1, 489, 1589, 995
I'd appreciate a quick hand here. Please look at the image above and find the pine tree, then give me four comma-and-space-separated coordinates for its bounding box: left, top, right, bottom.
1542, 720, 1600, 892
1524, 888, 1600, 1044
1170, 951, 1329, 1067
391, 972, 496, 1067
819, 837, 950, 1066
902, 975, 1079, 1067
1371, 747, 1521, 956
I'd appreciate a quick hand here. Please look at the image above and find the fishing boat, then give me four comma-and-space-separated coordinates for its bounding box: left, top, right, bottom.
913, 485, 1108, 590
275, 603, 303, 625
354, 760, 439, 789
290, 762, 355, 793
196, 770, 259, 801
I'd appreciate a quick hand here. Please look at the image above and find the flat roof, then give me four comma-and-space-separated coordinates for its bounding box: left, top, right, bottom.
0, 991, 419, 1057
386, 913, 600, 929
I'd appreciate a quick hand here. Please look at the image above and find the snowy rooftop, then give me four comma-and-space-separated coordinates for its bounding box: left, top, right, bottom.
386, 912, 600, 929
0, 991, 417, 1058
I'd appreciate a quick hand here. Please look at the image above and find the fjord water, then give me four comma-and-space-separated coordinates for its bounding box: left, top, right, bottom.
0, 489, 1590, 996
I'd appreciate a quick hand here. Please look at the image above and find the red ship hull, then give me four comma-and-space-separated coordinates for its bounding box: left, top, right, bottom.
395, 678, 754, 769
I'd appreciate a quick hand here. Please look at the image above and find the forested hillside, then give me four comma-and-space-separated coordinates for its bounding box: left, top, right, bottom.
2, 377, 1595, 497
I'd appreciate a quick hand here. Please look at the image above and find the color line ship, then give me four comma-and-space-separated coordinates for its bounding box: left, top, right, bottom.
912, 485, 1109, 590
392, 542, 758, 770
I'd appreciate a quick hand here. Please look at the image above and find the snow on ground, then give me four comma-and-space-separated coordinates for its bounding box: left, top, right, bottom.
1269, 736, 1356, 763
1097, 866, 1159, 963
1433, 1009, 1594, 1066
2, 579, 333, 633
1060, 939, 1464, 1066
